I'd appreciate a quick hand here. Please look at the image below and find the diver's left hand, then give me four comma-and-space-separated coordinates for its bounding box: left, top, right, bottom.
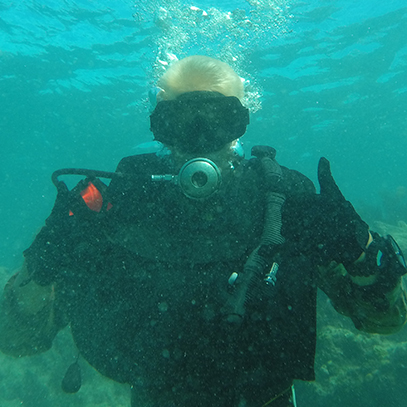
281, 157, 370, 266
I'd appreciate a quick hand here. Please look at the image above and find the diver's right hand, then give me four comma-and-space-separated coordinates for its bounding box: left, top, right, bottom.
6, 262, 55, 316
0, 262, 60, 357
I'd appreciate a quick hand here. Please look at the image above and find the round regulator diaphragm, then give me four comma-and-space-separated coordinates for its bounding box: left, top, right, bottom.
178, 158, 222, 199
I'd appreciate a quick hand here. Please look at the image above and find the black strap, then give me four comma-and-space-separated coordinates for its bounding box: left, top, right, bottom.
51, 168, 118, 188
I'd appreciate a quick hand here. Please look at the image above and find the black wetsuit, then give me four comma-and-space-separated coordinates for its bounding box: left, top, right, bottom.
25, 150, 317, 407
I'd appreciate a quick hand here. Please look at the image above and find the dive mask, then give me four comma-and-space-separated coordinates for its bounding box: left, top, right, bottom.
150, 91, 250, 153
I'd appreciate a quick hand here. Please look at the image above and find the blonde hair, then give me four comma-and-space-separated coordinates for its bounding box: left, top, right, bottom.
157, 55, 244, 101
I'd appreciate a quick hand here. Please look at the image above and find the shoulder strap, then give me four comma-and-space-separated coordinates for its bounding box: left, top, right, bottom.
107, 153, 171, 197
223, 145, 287, 323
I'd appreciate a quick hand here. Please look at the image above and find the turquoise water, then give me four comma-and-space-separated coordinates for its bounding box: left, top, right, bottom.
1, 0, 406, 269
0, 2, 407, 406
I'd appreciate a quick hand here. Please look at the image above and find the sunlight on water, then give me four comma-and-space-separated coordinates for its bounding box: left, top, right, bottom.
134, 0, 292, 112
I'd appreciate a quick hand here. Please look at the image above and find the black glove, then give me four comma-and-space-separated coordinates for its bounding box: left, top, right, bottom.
281, 157, 370, 267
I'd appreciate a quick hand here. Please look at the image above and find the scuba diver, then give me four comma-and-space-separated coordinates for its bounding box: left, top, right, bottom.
1, 55, 407, 407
